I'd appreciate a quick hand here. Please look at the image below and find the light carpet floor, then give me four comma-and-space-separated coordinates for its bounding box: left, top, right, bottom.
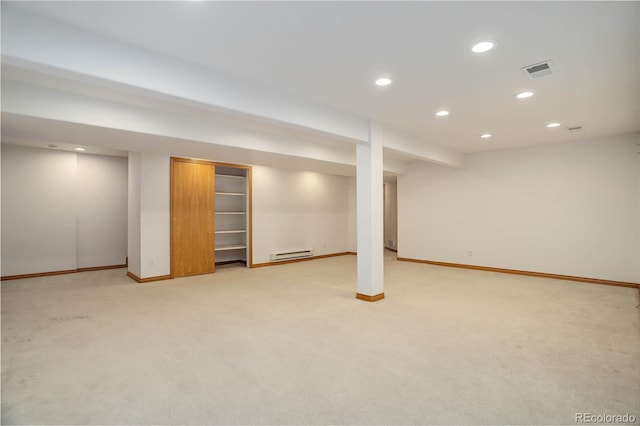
2, 253, 639, 425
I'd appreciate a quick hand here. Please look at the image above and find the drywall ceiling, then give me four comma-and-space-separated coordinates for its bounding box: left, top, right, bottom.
7, 1, 639, 154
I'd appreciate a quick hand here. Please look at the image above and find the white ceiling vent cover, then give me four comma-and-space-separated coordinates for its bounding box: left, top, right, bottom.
521, 60, 554, 79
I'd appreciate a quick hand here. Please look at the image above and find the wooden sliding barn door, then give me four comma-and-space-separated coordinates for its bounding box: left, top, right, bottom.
171, 158, 215, 277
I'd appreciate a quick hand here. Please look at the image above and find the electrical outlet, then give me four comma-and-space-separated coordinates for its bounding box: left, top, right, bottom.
148, 258, 155, 267
468, 250, 473, 257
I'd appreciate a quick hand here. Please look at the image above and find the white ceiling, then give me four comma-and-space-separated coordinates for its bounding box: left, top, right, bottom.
2, 1, 639, 161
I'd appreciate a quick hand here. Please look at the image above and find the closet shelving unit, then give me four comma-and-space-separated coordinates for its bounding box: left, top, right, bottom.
214, 167, 249, 266
170, 157, 251, 278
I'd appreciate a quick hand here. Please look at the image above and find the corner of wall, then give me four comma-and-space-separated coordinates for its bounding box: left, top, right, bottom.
348, 176, 357, 252
127, 152, 142, 277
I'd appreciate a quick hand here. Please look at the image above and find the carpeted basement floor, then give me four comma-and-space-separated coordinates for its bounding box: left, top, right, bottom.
2, 253, 639, 425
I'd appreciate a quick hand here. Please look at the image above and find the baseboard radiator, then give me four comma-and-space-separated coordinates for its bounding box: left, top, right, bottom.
270, 249, 313, 262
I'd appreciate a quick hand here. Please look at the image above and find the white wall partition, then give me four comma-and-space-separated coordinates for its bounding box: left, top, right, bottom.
252, 166, 351, 264
139, 153, 171, 278
398, 134, 640, 283
1, 144, 128, 276
127, 152, 142, 277
127, 152, 170, 279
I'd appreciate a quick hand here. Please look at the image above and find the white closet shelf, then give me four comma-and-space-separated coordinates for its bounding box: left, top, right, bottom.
215, 244, 247, 251
216, 174, 245, 180
215, 230, 247, 234
215, 211, 246, 215
215, 192, 246, 196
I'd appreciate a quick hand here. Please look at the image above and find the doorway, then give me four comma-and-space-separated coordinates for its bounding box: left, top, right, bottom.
383, 180, 398, 252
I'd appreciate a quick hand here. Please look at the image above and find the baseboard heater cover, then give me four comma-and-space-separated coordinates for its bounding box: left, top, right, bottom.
270, 249, 313, 262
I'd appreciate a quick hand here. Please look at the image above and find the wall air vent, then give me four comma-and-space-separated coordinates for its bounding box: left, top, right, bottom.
521, 60, 553, 79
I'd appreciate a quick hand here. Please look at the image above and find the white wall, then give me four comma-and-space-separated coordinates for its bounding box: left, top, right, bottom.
1, 144, 77, 275
140, 153, 170, 278
347, 177, 357, 252
1, 144, 128, 276
76, 154, 128, 268
252, 166, 351, 264
398, 134, 640, 283
127, 152, 170, 279
127, 152, 142, 277
384, 182, 398, 249
127, 158, 352, 277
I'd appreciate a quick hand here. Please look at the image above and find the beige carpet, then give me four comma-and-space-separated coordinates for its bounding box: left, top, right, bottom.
2, 253, 639, 425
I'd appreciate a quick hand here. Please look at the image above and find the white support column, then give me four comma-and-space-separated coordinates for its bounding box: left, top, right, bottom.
355, 121, 385, 301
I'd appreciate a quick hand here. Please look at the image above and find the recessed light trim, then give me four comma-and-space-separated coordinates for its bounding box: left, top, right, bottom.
375, 77, 392, 86
546, 122, 561, 128
472, 40, 495, 53
74, 147, 86, 151
436, 110, 450, 117
480, 133, 492, 139
515, 91, 534, 99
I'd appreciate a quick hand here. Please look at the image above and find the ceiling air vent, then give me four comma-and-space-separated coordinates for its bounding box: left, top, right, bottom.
567, 126, 583, 133
521, 60, 553, 79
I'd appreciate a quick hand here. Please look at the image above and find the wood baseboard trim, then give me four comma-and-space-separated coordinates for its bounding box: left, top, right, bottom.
347, 251, 357, 255
77, 264, 127, 272
1, 264, 127, 281
385, 247, 398, 253
397, 257, 640, 289
356, 292, 385, 302
1, 269, 79, 281
126, 272, 172, 283
251, 252, 351, 268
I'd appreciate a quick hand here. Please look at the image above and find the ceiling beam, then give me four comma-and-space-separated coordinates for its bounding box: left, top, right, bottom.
2, 4, 464, 168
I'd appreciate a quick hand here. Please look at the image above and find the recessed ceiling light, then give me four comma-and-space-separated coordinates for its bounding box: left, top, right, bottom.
471, 40, 495, 53
480, 133, 492, 139
515, 91, 534, 99
74, 147, 86, 151
546, 122, 561, 128
375, 77, 392, 86
436, 110, 450, 117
